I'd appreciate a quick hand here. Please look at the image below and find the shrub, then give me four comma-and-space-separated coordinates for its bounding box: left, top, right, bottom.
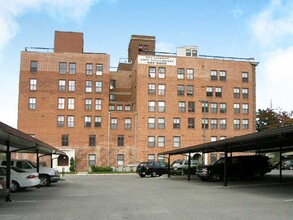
69, 157, 76, 173
90, 165, 112, 173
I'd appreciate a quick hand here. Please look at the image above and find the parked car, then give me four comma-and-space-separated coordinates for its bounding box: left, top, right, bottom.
0, 159, 60, 186
282, 160, 293, 170
137, 162, 169, 177
196, 155, 271, 182
0, 166, 40, 192
171, 159, 199, 175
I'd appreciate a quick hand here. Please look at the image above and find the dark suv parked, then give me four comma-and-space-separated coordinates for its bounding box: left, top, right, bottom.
137, 162, 169, 177
196, 155, 271, 181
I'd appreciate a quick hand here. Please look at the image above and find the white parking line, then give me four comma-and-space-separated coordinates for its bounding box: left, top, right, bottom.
285, 199, 293, 202
15, 200, 36, 203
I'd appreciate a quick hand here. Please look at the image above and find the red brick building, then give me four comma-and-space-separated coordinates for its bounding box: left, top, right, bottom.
18, 31, 258, 171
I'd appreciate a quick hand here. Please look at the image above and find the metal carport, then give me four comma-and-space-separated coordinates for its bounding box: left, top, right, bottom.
0, 121, 65, 202
159, 125, 293, 186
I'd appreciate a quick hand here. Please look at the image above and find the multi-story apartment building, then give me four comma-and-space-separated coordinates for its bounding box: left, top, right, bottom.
18, 31, 258, 171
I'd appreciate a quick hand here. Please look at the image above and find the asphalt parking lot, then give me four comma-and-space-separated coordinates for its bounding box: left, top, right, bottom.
1, 170, 293, 220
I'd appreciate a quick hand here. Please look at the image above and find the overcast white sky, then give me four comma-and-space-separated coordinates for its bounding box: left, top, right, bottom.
0, 0, 292, 128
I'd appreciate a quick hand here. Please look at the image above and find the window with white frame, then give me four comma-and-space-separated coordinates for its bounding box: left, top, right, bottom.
67, 116, 74, 128
148, 117, 155, 129
125, 105, 131, 111
234, 119, 240, 129
158, 84, 165, 95
187, 85, 194, 96
157, 118, 165, 129
30, 61, 38, 73
117, 135, 124, 146
68, 98, 75, 110
188, 118, 195, 128
69, 63, 76, 74
173, 136, 180, 147
88, 154, 96, 166
61, 134, 69, 146
148, 136, 155, 147
173, 118, 180, 129
242, 104, 249, 114
95, 81, 102, 93
124, 118, 131, 130
188, 101, 195, 112
148, 84, 156, 95
219, 119, 227, 129
86, 81, 92, 92
242, 72, 248, 82
220, 136, 226, 140
58, 98, 65, 109
95, 116, 101, 128
89, 135, 96, 146
202, 118, 209, 129
29, 97, 36, 110
211, 118, 218, 129
186, 49, 191, 56
219, 103, 226, 113
206, 87, 213, 97
148, 154, 155, 162
96, 64, 103, 75
211, 136, 217, 142
211, 70, 217, 81
86, 63, 93, 75
242, 88, 249, 99
59, 62, 66, 74
186, 68, 194, 80
148, 101, 156, 112
58, 80, 65, 92
177, 85, 184, 96
30, 79, 37, 91
117, 105, 123, 111
117, 154, 124, 166
109, 94, 116, 101
158, 136, 165, 147
109, 105, 115, 111
158, 67, 166, 78
149, 67, 156, 78
215, 87, 222, 97
177, 68, 184, 79
234, 103, 240, 114
85, 99, 92, 110
68, 80, 75, 92
158, 155, 165, 162
234, 88, 240, 98
158, 101, 165, 112
111, 118, 118, 129
178, 101, 186, 112
211, 103, 218, 113
201, 102, 209, 113
95, 99, 102, 110
85, 116, 92, 127
57, 115, 65, 127
219, 70, 226, 81
242, 119, 249, 129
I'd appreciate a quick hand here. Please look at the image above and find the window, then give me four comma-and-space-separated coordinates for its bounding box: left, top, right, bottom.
148, 154, 155, 162
192, 50, 197, 57
158, 101, 165, 112
242, 104, 249, 114
96, 64, 103, 75
158, 67, 166, 78
59, 62, 66, 74
138, 44, 143, 51
219, 71, 226, 81
220, 136, 226, 140
173, 136, 181, 147
68, 80, 75, 92
186, 49, 191, 56
30, 79, 37, 91
173, 118, 180, 129
109, 94, 116, 101
85, 99, 92, 110
219, 103, 227, 113
177, 85, 184, 96
111, 118, 118, 129
215, 87, 222, 97
148, 84, 156, 95
88, 154, 96, 166
148, 117, 155, 129
201, 102, 208, 113
211, 70, 217, 81
69, 63, 76, 74
117, 105, 123, 111
95, 81, 102, 93
89, 134, 96, 147
234, 103, 240, 114
158, 136, 165, 148
242, 72, 248, 82
188, 118, 195, 128
234, 88, 240, 98
242, 119, 249, 129
67, 116, 74, 128
58, 98, 65, 109
109, 105, 115, 111
61, 134, 69, 146
117, 154, 124, 166
242, 88, 249, 99
211, 103, 218, 113
124, 118, 131, 130
148, 101, 156, 112
117, 135, 124, 146
125, 105, 131, 111
29, 97, 36, 109
30, 61, 38, 72
85, 116, 92, 127
158, 84, 165, 95
220, 119, 227, 129
86, 63, 93, 75
177, 68, 184, 79
95, 116, 101, 127
58, 80, 65, 92
211, 119, 218, 129
188, 101, 195, 112
57, 115, 65, 127
110, 80, 116, 90
187, 69, 194, 80
86, 81, 92, 92
202, 118, 209, 129
149, 67, 156, 78
178, 101, 186, 112
187, 85, 194, 96
95, 99, 102, 110
157, 118, 165, 129
68, 98, 75, 110
234, 119, 240, 130
206, 87, 213, 97
148, 136, 155, 147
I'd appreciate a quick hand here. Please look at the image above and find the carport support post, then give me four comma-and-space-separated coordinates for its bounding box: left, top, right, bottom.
5, 141, 11, 202
36, 148, 40, 174
168, 155, 170, 178
188, 151, 191, 181
279, 144, 283, 183
223, 151, 228, 187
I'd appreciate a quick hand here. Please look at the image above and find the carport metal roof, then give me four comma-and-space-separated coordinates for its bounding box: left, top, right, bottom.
159, 125, 293, 156
0, 121, 65, 155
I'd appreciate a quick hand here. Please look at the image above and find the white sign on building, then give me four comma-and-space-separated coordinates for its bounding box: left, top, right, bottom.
138, 55, 176, 66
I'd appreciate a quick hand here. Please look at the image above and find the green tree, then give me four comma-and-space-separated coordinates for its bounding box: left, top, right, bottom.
69, 157, 76, 173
